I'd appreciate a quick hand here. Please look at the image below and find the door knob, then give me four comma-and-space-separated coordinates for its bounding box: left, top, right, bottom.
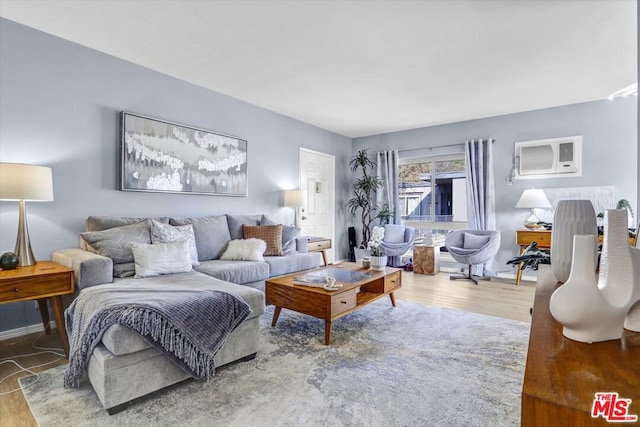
301, 216, 308, 220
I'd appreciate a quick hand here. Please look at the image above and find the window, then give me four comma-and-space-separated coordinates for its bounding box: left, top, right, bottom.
398, 154, 467, 228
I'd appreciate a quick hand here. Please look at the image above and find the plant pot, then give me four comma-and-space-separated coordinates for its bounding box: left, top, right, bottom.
370, 255, 387, 271
354, 248, 369, 263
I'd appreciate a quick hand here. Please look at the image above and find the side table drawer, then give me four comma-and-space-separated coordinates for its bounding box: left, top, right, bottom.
516, 230, 551, 247
331, 289, 356, 316
0, 274, 72, 302
384, 271, 401, 292
309, 239, 331, 251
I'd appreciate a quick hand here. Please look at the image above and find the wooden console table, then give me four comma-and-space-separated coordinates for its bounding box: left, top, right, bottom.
521, 265, 640, 426
0, 261, 74, 357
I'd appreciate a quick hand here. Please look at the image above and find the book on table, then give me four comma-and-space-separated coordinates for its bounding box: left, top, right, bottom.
293, 271, 330, 287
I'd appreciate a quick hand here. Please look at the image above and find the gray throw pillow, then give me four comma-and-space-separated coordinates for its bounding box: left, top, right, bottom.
170, 215, 230, 261
226, 214, 262, 240
80, 220, 152, 277
384, 225, 405, 244
131, 241, 192, 278
463, 233, 491, 249
150, 220, 200, 266
85, 216, 169, 232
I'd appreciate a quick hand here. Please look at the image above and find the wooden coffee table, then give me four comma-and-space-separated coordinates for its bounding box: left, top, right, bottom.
265, 262, 402, 345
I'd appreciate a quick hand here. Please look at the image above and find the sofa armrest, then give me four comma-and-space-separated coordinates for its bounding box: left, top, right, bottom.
53, 248, 113, 290
295, 237, 309, 253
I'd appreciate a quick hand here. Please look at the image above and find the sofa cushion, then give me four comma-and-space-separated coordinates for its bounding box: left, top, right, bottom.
170, 215, 230, 261
243, 224, 284, 256
195, 259, 269, 285
150, 220, 199, 266
220, 239, 266, 262
226, 214, 262, 240
260, 215, 301, 254
100, 271, 265, 356
81, 221, 152, 278
86, 216, 169, 232
264, 252, 323, 277
131, 241, 192, 278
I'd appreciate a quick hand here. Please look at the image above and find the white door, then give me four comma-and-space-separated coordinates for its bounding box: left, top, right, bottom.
299, 148, 335, 263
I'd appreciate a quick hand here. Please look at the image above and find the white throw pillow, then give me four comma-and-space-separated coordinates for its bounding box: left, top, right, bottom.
150, 219, 200, 266
131, 241, 192, 278
220, 238, 266, 262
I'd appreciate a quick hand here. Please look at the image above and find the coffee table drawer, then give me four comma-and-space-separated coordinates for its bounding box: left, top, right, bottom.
331, 289, 356, 316
384, 271, 401, 292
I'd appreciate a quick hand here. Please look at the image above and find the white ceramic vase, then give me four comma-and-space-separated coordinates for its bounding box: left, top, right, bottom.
551, 200, 597, 283
549, 234, 625, 342
597, 209, 640, 333
370, 255, 387, 271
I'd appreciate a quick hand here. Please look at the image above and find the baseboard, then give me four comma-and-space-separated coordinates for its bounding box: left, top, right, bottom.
0, 321, 57, 341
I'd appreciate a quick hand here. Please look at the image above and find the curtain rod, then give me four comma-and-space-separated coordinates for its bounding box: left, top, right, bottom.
398, 139, 494, 154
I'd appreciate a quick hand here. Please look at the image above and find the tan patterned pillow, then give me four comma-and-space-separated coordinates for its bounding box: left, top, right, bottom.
243, 224, 284, 256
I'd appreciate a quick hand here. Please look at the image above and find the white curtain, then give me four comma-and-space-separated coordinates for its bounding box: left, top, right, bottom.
376, 150, 400, 224
465, 139, 497, 275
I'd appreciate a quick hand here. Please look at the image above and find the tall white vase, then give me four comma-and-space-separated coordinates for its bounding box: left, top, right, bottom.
598, 209, 635, 308
549, 234, 626, 342
596, 209, 640, 332
551, 200, 597, 283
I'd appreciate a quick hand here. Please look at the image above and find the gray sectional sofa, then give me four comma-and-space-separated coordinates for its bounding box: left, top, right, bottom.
53, 214, 323, 413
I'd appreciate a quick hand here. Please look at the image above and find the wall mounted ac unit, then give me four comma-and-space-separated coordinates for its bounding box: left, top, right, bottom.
515, 136, 582, 179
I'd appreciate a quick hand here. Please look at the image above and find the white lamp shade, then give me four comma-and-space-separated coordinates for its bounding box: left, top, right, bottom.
0, 163, 54, 201
515, 189, 550, 209
284, 189, 305, 207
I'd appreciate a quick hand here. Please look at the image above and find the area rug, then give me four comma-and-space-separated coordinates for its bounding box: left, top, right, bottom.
21, 300, 530, 426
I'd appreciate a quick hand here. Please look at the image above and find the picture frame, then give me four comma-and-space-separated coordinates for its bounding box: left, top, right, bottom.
120, 112, 248, 196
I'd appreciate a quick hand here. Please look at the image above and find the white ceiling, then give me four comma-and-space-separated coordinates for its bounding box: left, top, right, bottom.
0, 1, 636, 138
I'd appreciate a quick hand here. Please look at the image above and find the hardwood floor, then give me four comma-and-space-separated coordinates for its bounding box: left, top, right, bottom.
0, 271, 535, 426
396, 270, 536, 323
0, 332, 67, 427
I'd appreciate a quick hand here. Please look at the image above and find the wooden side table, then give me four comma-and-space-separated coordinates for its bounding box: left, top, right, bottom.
307, 237, 332, 266
413, 245, 440, 274
515, 230, 551, 285
0, 261, 75, 357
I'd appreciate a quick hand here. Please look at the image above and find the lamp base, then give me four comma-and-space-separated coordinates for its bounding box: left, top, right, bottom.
523, 211, 544, 230
15, 200, 37, 267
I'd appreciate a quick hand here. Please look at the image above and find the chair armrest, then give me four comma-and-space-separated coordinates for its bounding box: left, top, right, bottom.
295, 237, 309, 253
52, 248, 113, 290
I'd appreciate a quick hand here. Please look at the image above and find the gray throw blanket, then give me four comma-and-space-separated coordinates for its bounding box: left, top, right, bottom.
63, 283, 252, 387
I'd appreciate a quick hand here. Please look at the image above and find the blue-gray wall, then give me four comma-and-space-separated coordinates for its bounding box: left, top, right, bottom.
0, 19, 352, 333
354, 98, 638, 274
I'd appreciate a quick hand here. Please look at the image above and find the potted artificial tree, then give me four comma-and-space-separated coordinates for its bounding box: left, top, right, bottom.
347, 149, 383, 259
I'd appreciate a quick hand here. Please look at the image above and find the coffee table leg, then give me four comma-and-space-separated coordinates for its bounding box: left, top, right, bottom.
324, 320, 332, 345
389, 292, 397, 307
271, 306, 282, 327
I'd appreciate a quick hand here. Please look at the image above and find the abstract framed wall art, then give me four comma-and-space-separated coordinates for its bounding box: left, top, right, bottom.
120, 112, 248, 196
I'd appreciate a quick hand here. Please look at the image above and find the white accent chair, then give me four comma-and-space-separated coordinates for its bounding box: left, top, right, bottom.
380, 224, 416, 267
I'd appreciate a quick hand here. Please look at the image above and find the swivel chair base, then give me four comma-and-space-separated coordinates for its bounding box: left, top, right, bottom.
449, 265, 491, 285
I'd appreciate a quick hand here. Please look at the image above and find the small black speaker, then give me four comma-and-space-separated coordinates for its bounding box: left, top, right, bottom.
348, 227, 356, 262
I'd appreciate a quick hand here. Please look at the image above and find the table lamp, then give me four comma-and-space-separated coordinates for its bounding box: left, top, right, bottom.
515, 188, 550, 230
283, 189, 305, 227
0, 163, 54, 266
